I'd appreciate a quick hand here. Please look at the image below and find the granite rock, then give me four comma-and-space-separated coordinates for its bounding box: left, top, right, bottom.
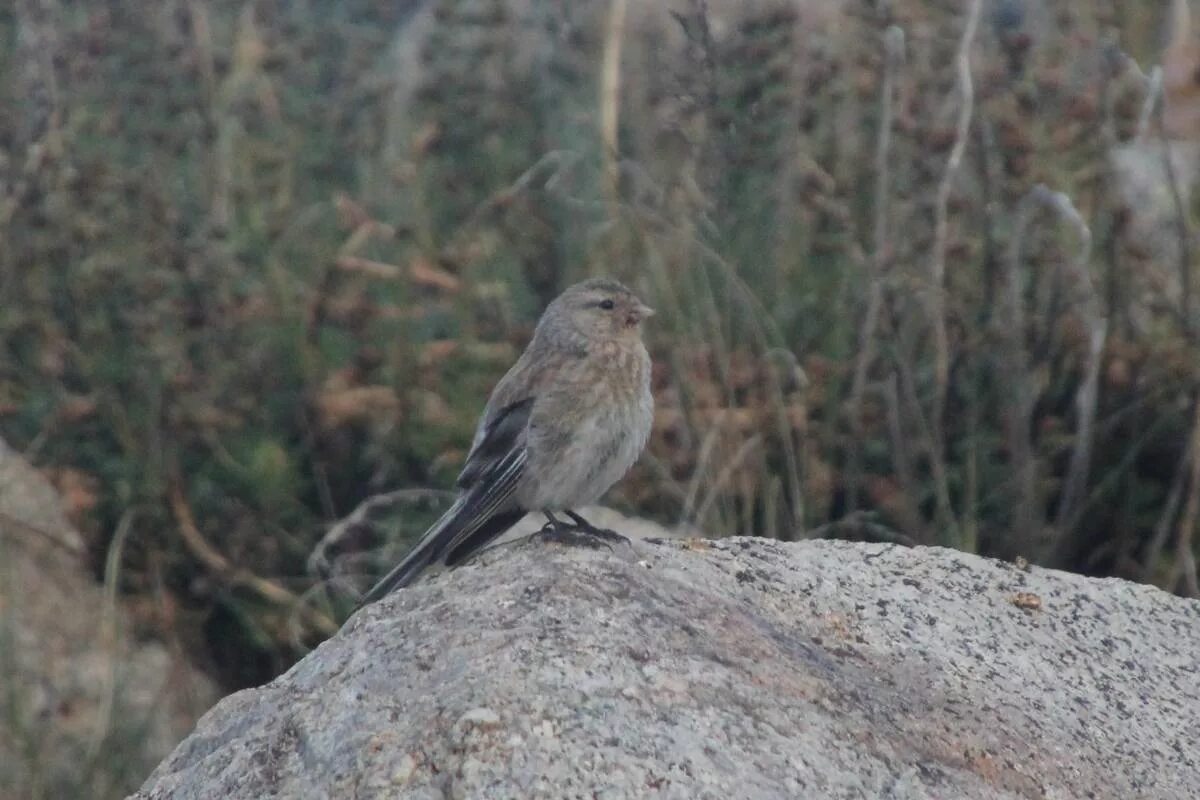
136, 535, 1199, 799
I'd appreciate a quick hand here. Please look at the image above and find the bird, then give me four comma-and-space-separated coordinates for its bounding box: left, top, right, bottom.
356, 277, 654, 606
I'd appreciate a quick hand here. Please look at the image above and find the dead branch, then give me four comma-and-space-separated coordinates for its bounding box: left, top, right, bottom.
167, 470, 336, 636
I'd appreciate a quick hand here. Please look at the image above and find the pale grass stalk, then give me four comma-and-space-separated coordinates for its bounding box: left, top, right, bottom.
848, 24, 904, 513
883, 373, 924, 542
1154, 72, 1196, 339
1041, 188, 1103, 534
85, 508, 138, 765
1003, 190, 1043, 555
929, 0, 983, 429
764, 476, 782, 541
893, 350, 959, 543
681, 412, 728, 525
1134, 66, 1163, 142
694, 434, 763, 532
600, 0, 628, 200
638, 211, 803, 533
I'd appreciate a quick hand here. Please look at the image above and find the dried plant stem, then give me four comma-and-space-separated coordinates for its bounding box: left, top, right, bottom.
694, 434, 763, 529
1134, 66, 1163, 142
1046, 189, 1103, 534
1170, 398, 1200, 597
1144, 413, 1192, 583
848, 25, 904, 514
1003, 190, 1041, 554
1004, 185, 1106, 555
168, 470, 336, 636
894, 353, 959, 543
681, 413, 727, 524
882, 373, 925, 541
1154, 77, 1195, 340
85, 508, 137, 765
600, 0, 628, 200
929, 0, 983, 429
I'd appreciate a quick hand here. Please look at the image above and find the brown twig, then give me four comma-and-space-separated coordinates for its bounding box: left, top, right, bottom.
167, 470, 336, 635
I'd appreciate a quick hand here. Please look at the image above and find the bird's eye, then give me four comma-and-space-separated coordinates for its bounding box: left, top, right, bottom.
598, 299, 615, 310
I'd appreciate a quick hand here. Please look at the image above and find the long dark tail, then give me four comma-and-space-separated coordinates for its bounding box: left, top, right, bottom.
356, 499, 525, 608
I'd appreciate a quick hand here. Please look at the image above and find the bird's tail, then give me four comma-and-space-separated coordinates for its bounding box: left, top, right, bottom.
355, 498, 464, 608
355, 497, 525, 608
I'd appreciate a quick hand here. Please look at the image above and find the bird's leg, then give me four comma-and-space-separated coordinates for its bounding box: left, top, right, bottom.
564, 510, 628, 544
542, 510, 568, 534
533, 510, 582, 545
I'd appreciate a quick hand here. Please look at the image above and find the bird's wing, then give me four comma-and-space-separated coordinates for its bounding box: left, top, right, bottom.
357, 364, 546, 606
457, 396, 534, 490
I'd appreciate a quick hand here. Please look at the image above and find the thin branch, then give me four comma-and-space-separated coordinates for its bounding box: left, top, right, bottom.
167, 470, 336, 636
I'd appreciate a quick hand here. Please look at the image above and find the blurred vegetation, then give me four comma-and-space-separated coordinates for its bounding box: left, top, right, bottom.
2, 0, 1198, 725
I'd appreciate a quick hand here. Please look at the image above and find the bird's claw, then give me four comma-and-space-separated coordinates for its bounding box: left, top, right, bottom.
532, 514, 627, 552
563, 510, 630, 545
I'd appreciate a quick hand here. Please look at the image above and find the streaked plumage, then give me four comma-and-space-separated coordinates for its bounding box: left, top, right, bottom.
357, 278, 654, 606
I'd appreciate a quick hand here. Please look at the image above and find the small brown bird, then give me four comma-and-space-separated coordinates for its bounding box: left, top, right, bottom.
357, 278, 654, 605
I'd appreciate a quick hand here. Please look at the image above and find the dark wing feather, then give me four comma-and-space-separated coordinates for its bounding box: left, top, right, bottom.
355, 398, 533, 606
437, 446, 528, 557
457, 397, 534, 489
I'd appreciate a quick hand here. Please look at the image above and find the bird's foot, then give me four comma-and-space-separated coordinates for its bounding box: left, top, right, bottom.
533, 511, 626, 551
563, 510, 629, 545
533, 523, 612, 551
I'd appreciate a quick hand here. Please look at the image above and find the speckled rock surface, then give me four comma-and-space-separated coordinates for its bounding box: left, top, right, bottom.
134, 536, 1200, 799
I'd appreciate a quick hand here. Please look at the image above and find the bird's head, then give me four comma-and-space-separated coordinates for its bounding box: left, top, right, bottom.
540, 278, 654, 347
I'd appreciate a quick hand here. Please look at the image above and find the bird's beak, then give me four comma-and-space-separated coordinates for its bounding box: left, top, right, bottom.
624, 300, 655, 328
